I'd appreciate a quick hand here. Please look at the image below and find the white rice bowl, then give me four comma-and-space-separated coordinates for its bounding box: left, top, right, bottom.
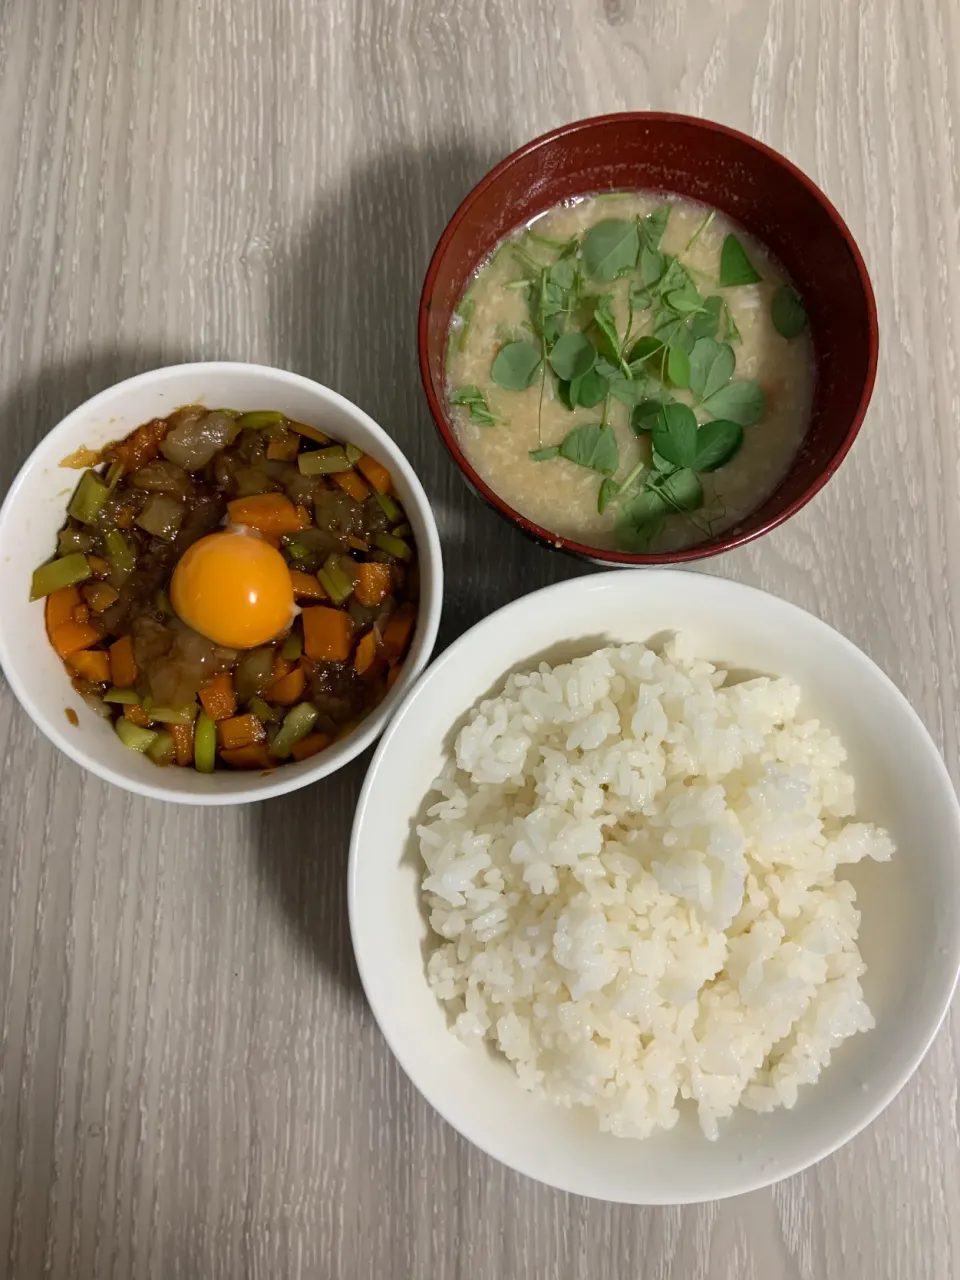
419, 636, 894, 1141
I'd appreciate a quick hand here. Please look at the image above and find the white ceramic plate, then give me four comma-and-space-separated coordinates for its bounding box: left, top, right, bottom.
349, 570, 960, 1203
0, 362, 442, 804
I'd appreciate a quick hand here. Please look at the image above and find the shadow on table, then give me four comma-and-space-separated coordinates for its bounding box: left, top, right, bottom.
0, 348, 167, 503
254, 136, 596, 1000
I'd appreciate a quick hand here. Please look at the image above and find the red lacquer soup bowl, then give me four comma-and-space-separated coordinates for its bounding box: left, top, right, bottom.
417, 113, 878, 565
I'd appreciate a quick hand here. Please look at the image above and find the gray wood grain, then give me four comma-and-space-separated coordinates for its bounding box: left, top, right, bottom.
1, 0, 958, 1276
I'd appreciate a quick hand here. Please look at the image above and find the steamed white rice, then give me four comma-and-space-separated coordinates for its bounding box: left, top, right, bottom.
419, 637, 894, 1140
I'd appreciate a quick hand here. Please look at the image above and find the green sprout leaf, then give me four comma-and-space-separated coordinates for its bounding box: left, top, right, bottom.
615, 489, 667, 551
590, 297, 622, 364
719, 234, 761, 287
771, 285, 808, 338
652, 466, 703, 511
568, 367, 608, 408
691, 295, 724, 340
688, 337, 736, 402
491, 340, 542, 390
449, 385, 501, 426
667, 344, 691, 390
700, 378, 765, 425
548, 332, 596, 381
652, 403, 698, 468
597, 477, 620, 513
641, 205, 671, 250
630, 397, 670, 433
529, 445, 560, 461
692, 419, 744, 471
581, 218, 640, 281
558, 423, 619, 474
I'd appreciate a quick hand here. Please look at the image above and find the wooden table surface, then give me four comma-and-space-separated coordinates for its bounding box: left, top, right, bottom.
2, 1, 959, 1276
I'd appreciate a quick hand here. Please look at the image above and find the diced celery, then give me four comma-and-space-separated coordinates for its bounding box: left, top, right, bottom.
236, 410, 285, 430
194, 711, 217, 773
391, 522, 412, 538
297, 446, 351, 475
104, 530, 136, 575
318, 554, 354, 605
285, 540, 309, 561
105, 459, 124, 491
374, 532, 412, 561
104, 687, 140, 704
248, 696, 278, 723
281, 631, 303, 661
68, 470, 109, 525
269, 702, 319, 758
30, 553, 91, 600
146, 729, 176, 766
375, 492, 403, 523
116, 718, 158, 753
345, 442, 364, 465
142, 698, 199, 725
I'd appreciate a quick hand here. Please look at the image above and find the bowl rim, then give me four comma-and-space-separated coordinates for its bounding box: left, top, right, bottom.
0, 360, 444, 805
349, 569, 960, 1202
417, 111, 879, 566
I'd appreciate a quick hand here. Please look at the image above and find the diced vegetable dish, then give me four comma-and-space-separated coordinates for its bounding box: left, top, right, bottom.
33, 406, 419, 770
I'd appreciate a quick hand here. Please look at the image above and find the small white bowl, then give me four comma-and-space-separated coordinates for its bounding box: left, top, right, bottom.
349, 570, 960, 1204
0, 362, 443, 805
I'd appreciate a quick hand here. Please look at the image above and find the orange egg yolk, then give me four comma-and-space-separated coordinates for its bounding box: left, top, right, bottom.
170, 532, 295, 649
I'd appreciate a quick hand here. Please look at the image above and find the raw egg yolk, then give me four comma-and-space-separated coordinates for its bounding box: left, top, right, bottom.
170, 532, 295, 648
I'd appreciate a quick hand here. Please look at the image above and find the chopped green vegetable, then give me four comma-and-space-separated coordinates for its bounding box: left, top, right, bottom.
68, 470, 110, 525
345, 442, 364, 464
142, 700, 198, 725
146, 729, 176, 766
281, 630, 303, 661
105, 459, 124, 491
374, 532, 413, 561
30, 552, 91, 600
318, 554, 354, 604
194, 711, 217, 773
284, 539, 310, 561
236, 410, 285, 430
104, 687, 140, 704
529, 446, 560, 461
298, 446, 352, 475
270, 702, 319, 758
375, 492, 403, 523
391, 522, 411, 538
450, 386, 501, 426
115, 719, 158, 753
248, 696, 278, 723
104, 530, 136, 575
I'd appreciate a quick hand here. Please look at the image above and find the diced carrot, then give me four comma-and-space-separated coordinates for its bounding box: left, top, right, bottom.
266, 431, 300, 461
353, 562, 392, 608
356, 454, 392, 494
50, 619, 101, 658
289, 569, 326, 600
114, 506, 134, 528
332, 469, 370, 503
46, 586, 82, 636
68, 649, 111, 684
218, 713, 266, 750
198, 671, 236, 722
354, 630, 378, 675
73, 602, 91, 624
289, 732, 332, 761
220, 744, 273, 770
271, 654, 293, 682
387, 661, 403, 690
287, 420, 330, 444
346, 536, 368, 552
302, 607, 354, 662
382, 604, 416, 659
124, 703, 153, 728
265, 666, 306, 705
170, 722, 194, 766
226, 494, 309, 537
109, 635, 137, 688
82, 582, 120, 613
86, 555, 109, 578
